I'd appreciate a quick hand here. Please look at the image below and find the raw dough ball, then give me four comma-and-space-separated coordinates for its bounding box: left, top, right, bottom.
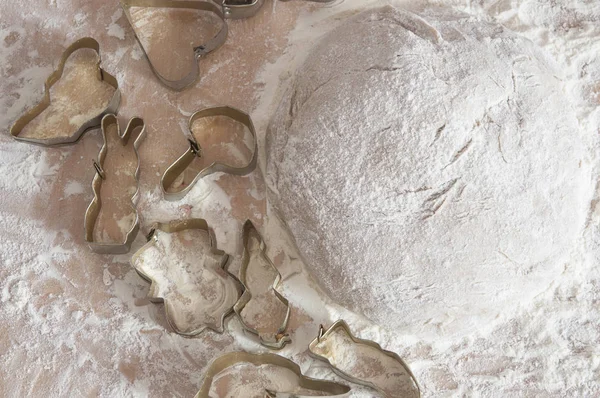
267, 6, 592, 338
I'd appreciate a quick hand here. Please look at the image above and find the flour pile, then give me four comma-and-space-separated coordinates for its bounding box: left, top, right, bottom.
267, 5, 594, 338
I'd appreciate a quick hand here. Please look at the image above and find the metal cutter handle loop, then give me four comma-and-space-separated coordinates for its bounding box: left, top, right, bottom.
217, 0, 265, 19
93, 160, 106, 180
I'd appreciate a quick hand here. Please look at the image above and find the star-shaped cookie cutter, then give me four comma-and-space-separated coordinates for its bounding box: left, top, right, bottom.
160, 106, 258, 201
84, 114, 146, 254
309, 320, 421, 398
10, 37, 121, 146
194, 351, 351, 398
130, 218, 241, 336
232, 220, 291, 349
121, 0, 229, 91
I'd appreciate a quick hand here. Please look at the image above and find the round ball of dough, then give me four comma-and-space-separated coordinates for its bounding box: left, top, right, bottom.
267, 6, 593, 338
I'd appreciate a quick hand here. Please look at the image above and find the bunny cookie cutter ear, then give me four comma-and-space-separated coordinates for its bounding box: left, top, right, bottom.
160, 106, 258, 201
121, 0, 228, 91
10, 37, 121, 146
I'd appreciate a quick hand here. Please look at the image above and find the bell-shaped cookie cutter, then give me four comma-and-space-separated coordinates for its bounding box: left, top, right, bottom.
10, 37, 121, 146
233, 220, 291, 349
194, 351, 351, 398
309, 320, 421, 398
84, 114, 145, 254
160, 106, 258, 201
131, 218, 241, 336
121, 0, 228, 91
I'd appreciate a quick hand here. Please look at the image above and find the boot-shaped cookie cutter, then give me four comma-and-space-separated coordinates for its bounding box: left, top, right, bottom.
232, 220, 291, 349
10, 37, 121, 146
121, 0, 229, 91
84, 115, 145, 254
161, 106, 258, 201
194, 351, 351, 398
309, 320, 421, 398
130, 218, 241, 336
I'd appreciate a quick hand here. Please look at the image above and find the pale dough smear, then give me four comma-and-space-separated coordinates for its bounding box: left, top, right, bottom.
267, 5, 594, 339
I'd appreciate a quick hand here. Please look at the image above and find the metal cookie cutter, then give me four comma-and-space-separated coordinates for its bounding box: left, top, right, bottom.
10, 37, 120, 146
233, 220, 291, 349
84, 114, 145, 254
121, 0, 228, 91
161, 106, 258, 201
130, 218, 241, 336
194, 351, 351, 398
309, 320, 421, 398
215, 0, 265, 19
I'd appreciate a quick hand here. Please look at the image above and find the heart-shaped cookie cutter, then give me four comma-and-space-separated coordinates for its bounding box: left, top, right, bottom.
309, 320, 421, 398
232, 220, 292, 349
121, 0, 229, 91
161, 106, 258, 201
194, 351, 351, 398
84, 114, 146, 254
10, 37, 121, 146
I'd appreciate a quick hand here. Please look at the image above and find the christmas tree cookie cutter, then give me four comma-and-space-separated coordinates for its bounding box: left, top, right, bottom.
233, 220, 291, 349
10, 37, 121, 146
194, 351, 351, 398
160, 106, 258, 201
121, 0, 228, 91
84, 114, 145, 254
130, 218, 241, 336
309, 320, 421, 398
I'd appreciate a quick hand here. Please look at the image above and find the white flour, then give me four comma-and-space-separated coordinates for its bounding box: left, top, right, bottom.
1, 0, 599, 397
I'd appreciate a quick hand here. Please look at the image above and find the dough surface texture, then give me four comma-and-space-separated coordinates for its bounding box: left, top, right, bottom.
267, 6, 592, 338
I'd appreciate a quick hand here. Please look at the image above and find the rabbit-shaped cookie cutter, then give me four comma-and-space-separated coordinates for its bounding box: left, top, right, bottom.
84, 114, 145, 254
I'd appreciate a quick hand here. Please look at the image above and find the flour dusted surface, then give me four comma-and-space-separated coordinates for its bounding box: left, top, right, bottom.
267, 6, 594, 338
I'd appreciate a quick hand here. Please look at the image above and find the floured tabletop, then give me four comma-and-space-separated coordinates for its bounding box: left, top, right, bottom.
1, 0, 600, 397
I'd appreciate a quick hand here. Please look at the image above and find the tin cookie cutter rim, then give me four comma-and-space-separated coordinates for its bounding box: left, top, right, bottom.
10, 37, 121, 146
84, 114, 145, 254
233, 220, 291, 350
161, 106, 258, 201
309, 320, 422, 398
194, 351, 351, 398
130, 218, 240, 336
121, 0, 228, 91
215, 0, 265, 19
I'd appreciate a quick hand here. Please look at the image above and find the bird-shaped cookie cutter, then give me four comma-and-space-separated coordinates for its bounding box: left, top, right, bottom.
232, 220, 292, 349
10, 37, 120, 146
160, 106, 258, 201
194, 351, 351, 398
121, 0, 230, 91
309, 320, 421, 398
84, 114, 145, 254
